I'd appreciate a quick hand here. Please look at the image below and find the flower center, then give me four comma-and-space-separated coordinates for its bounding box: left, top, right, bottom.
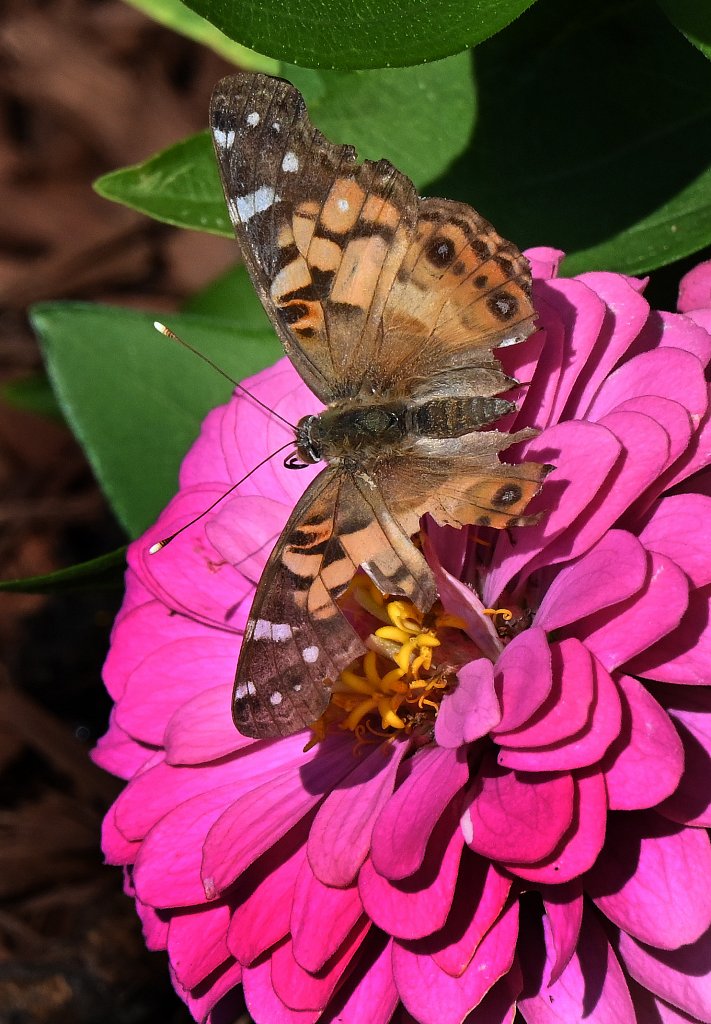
310, 578, 470, 746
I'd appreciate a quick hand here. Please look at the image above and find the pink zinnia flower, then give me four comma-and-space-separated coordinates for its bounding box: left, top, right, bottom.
94, 249, 711, 1024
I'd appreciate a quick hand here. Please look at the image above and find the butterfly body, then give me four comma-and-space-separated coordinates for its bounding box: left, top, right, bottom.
210, 73, 551, 739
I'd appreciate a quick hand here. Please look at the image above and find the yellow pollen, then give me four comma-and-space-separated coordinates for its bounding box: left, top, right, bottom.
483, 607, 513, 622
312, 593, 466, 744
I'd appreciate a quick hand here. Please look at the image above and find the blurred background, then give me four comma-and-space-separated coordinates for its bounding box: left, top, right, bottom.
0, 0, 236, 1019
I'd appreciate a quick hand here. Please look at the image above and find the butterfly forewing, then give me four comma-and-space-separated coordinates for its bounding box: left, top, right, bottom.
211, 73, 550, 739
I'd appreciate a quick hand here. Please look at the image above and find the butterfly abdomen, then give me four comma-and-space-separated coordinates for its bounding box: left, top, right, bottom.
406, 397, 516, 438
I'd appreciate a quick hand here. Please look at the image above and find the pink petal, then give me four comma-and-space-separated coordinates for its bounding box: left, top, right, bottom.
503, 769, 607, 884
588, 811, 711, 949
640, 494, 711, 587
629, 584, 711, 685
585, 348, 707, 426
370, 745, 469, 881
558, 271, 650, 422
101, 803, 141, 865
628, 977, 702, 1023
308, 738, 409, 887
359, 802, 465, 940
393, 901, 519, 1024
129, 486, 253, 631
656, 686, 711, 826
541, 885, 583, 985
133, 784, 244, 907
115, 732, 310, 841
497, 655, 620, 773
677, 258, 711, 313
485, 421, 623, 604
291, 860, 363, 972
202, 736, 355, 896
493, 627, 552, 733
619, 925, 711, 1024
178, 957, 243, 1022
532, 409, 671, 570
178, 401, 232, 488
510, 292, 565, 432
422, 852, 512, 977
531, 277, 607, 426
525, 247, 565, 280
164, 683, 253, 764
518, 905, 636, 1023
535, 530, 648, 632
436, 658, 501, 748
326, 935, 399, 1024
167, 903, 231, 989
115, 634, 237, 746
461, 753, 575, 864
495, 639, 594, 750
135, 896, 169, 950
270, 920, 370, 1012
103, 596, 208, 701
91, 712, 153, 779
207, 493, 291, 584
243, 951, 320, 1024
227, 835, 306, 966
572, 552, 689, 672
429, 545, 501, 662
661, 384, 711, 491
601, 675, 684, 811
630, 309, 711, 366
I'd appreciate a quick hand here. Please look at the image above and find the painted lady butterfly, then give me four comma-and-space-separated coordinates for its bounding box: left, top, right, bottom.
210, 73, 549, 738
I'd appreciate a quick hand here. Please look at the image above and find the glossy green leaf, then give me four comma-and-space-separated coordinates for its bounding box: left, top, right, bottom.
431, 0, 711, 275
93, 56, 475, 233
95, 134, 230, 235
123, 0, 280, 68
181, 0, 536, 70
0, 548, 127, 595
657, 0, 711, 60
31, 304, 282, 537
183, 265, 271, 329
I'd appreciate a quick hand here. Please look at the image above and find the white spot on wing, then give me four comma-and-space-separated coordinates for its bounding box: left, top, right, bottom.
270, 690, 283, 705
271, 623, 293, 642
246, 111, 260, 126
302, 645, 319, 663
272, 122, 281, 132
282, 151, 299, 173
337, 198, 349, 212
214, 128, 235, 148
293, 684, 302, 692
234, 681, 257, 700
253, 619, 292, 642
235, 186, 281, 222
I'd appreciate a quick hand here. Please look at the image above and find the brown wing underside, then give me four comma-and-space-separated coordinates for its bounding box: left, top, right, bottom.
232, 466, 435, 738
210, 75, 536, 406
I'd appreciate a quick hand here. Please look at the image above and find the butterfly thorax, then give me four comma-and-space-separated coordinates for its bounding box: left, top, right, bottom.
295, 395, 518, 465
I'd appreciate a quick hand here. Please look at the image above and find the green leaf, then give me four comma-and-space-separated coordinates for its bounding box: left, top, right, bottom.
0, 548, 127, 595
123, 0, 280, 69
2, 374, 63, 420
183, 265, 271, 330
657, 0, 711, 61
95, 133, 230, 236
181, 0, 536, 70
31, 304, 282, 538
431, 0, 711, 276
94, 56, 475, 233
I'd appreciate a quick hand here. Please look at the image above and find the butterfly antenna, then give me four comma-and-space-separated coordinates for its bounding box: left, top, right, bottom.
153, 321, 297, 431
148, 439, 295, 554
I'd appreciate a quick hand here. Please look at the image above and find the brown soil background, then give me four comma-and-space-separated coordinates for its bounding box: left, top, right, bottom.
0, 1, 245, 1020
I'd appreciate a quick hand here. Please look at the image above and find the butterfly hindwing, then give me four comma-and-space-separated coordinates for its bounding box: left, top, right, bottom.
233, 466, 437, 737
